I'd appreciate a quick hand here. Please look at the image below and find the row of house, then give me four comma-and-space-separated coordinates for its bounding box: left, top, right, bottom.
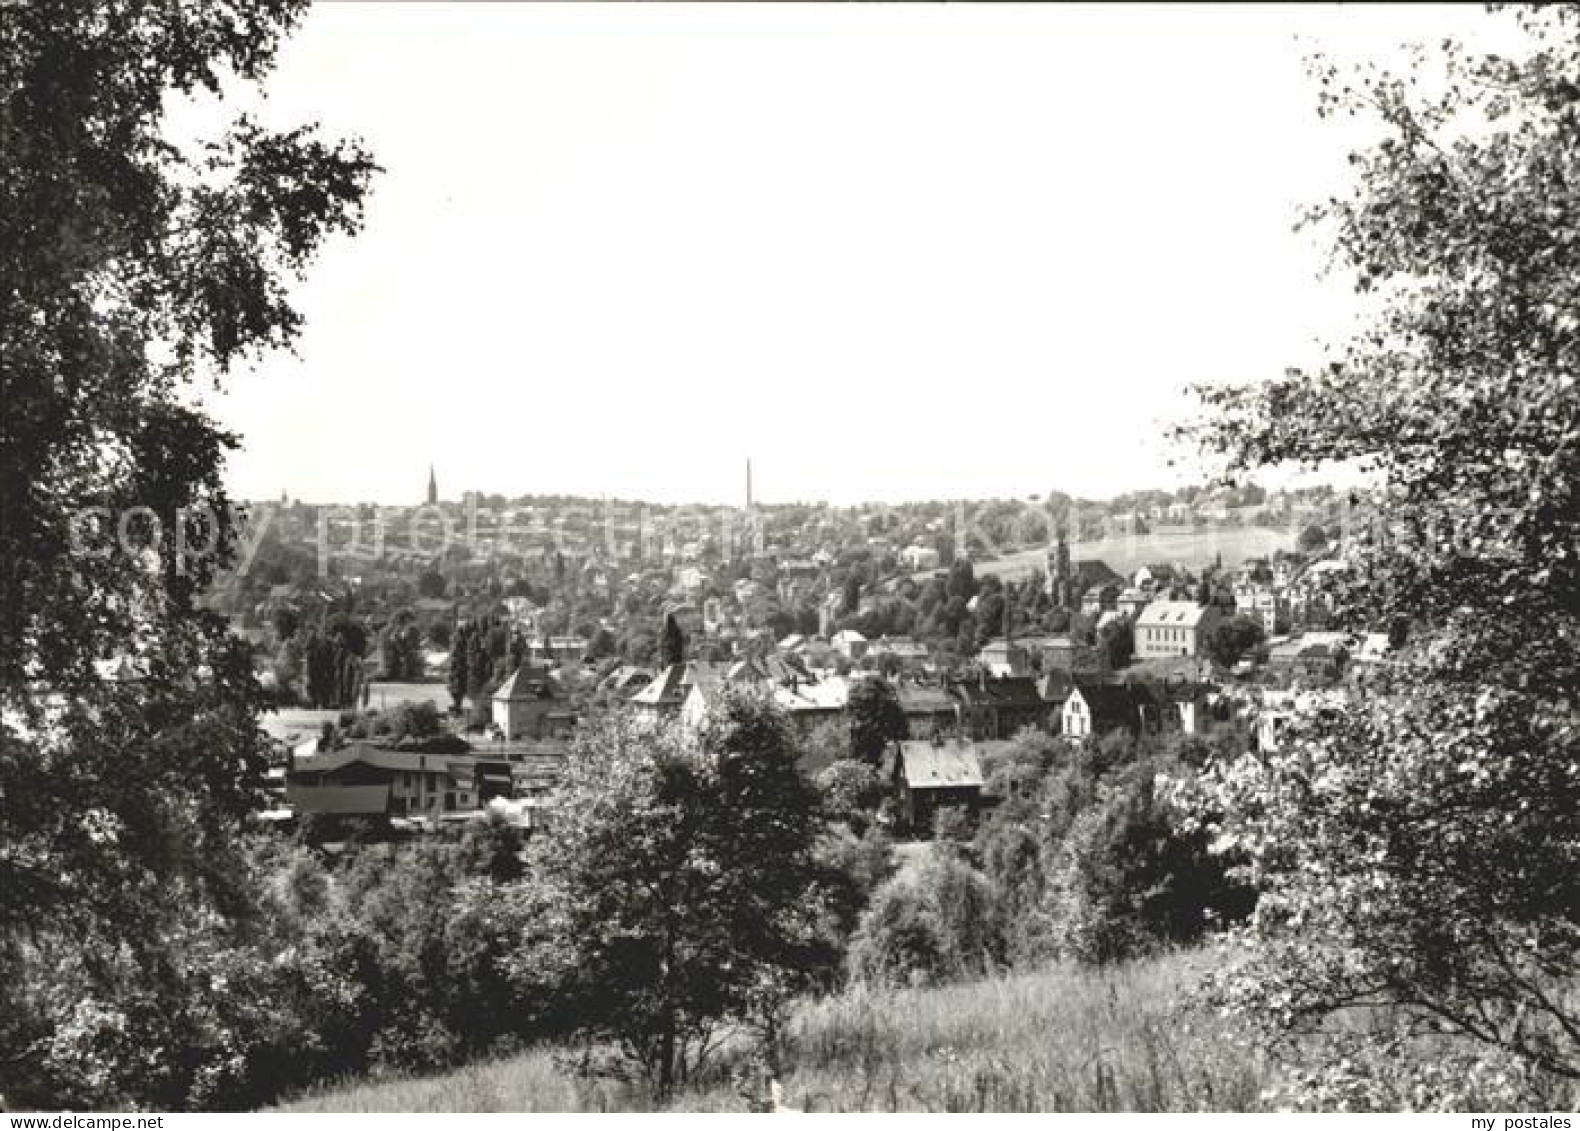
628, 650, 1223, 751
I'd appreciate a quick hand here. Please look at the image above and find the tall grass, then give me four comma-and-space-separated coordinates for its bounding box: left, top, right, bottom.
274, 949, 1270, 1112
775, 950, 1262, 1111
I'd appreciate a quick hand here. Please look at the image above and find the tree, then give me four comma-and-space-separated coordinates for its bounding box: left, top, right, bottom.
528, 695, 841, 1097
586, 626, 617, 661
847, 850, 1003, 987
417, 569, 447, 598
841, 568, 865, 619
815, 759, 885, 834
0, 2, 375, 1106
1181, 8, 1579, 1087
1296, 523, 1328, 554
1, 4, 376, 702
271, 604, 301, 643
1044, 754, 1252, 965
380, 612, 423, 681
385, 700, 442, 744
1201, 613, 1265, 669
1096, 617, 1133, 670
945, 558, 978, 600
447, 623, 471, 712
847, 676, 907, 765
975, 591, 1007, 642
660, 612, 686, 667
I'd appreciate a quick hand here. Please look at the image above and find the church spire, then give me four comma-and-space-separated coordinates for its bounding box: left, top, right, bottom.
1047, 524, 1072, 608
427, 463, 437, 506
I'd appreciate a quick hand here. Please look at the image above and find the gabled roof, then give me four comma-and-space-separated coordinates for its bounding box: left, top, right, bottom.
493, 664, 553, 701
601, 664, 654, 694
1072, 559, 1123, 586
951, 675, 1043, 708
1269, 631, 1354, 662
897, 683, 957, 714
293, 743, 473, 776
869, 635, 929, 657
895, 740, 984, 790
1135, 600, 1214, 630
760, 653, 813, 683
773, 676, 849, 713
628, 661, 730, 707
1066, 683, 1153, 727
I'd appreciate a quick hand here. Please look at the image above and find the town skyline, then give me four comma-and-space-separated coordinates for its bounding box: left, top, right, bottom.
253, 455, 1340, 511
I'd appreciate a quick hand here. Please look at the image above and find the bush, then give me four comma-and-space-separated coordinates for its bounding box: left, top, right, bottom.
848, 851, 1003, 986
815, 759, 885, 833
1044, 759, 1252, 965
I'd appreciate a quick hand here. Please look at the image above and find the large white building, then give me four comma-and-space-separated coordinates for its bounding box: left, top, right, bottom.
1134, 600, 1221, 660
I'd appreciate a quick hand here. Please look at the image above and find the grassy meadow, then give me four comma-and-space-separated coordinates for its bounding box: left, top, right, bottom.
272, 950, 1273, 1113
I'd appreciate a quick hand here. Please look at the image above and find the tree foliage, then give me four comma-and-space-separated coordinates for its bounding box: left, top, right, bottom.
0, 1, 376, 1106
847, 848, 1004, 987
1, 0, 377, 701
523, 693, 845, 1097
1201, 613, 1265, 669
1180, 7, 1579, 1082
847, 675, 907, 765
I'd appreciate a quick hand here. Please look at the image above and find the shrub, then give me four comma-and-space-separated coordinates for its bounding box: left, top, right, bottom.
848, 851, 1003, 986
815, 759, 885, 833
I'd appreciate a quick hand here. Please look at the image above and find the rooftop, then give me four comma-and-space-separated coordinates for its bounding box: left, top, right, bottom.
894, 739, 985, 790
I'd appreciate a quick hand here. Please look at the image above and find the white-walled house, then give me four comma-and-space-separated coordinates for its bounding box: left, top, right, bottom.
1134, 601, 1221, 660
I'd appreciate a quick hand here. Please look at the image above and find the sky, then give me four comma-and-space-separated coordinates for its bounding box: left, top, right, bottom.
187, 2, 1510, 507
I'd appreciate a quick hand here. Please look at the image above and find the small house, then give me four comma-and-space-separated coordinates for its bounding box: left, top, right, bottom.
888, 739, 985, 837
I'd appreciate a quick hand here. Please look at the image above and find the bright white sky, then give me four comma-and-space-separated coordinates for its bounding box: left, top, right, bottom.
193, 2, 1508, 507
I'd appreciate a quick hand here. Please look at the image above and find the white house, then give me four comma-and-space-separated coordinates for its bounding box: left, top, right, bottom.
1134, 601, 1221, 660
831, 629, 868, 660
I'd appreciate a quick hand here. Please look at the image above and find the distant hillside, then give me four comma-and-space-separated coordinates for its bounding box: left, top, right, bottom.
958, 527, 1292, 584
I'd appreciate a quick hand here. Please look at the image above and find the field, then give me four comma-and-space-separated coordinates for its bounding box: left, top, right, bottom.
965, 527, 1292, 584
272, 951, 1273, 1113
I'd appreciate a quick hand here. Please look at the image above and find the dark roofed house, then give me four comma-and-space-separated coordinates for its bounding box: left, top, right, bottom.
1036, 670, 1084, 730
287, 743, 513, 819
1061, 682, 1163, 740
950, 675, 1048, 740
888, 738, 985, 837
1036, 634, 1105, 674
1072, 559, 1124, 595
